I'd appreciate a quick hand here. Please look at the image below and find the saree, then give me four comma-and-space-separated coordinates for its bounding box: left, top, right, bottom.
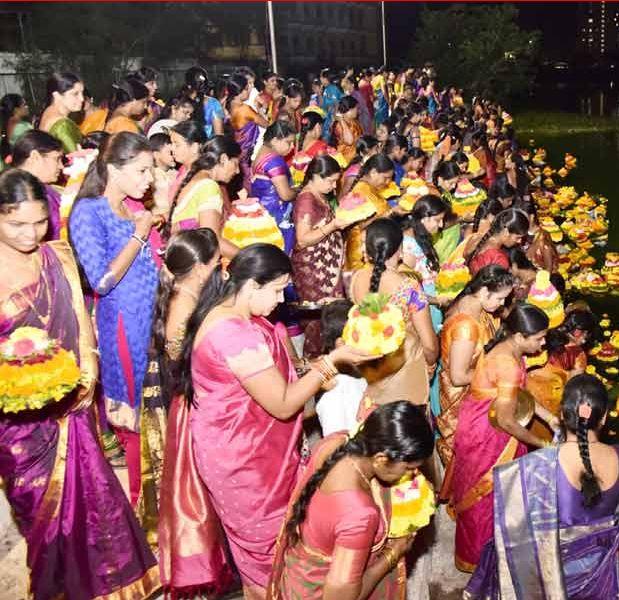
291, 190, 345, 357
451, 352, 528, 572
372, 76, 389, 127
469, 247, 510, 277
345, 181, 389, 271
465, 447, 619, 599
170, 177, 224, 232
526, 228, 559, 272
190, 316, 303, 593
105, 115, 141, 134
268, 433, 406, 600
334, 119, 363, 165
0, 241, 159, 600
48, 117, 82, 154
232, 104, 261, 190
436, 312, 497, 467
321, 84, 343, 140
251, 152, 296, 254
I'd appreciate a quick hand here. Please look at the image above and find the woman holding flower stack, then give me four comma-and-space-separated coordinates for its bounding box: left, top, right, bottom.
0, 168, 158, 599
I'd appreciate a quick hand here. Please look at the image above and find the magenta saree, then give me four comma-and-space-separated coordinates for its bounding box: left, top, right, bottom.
190, 316, 303, 594
0, 241, 159, 600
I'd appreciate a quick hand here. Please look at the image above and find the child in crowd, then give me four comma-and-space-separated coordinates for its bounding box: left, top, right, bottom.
148, 132, 177, 221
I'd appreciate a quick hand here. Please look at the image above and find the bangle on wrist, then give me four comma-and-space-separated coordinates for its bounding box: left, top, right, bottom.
131, 233, 147, 247
382, 546, 398, 570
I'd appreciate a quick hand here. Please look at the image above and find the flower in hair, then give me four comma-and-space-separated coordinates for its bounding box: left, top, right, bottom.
301, 117, 309, 125
578, 403, 592, 421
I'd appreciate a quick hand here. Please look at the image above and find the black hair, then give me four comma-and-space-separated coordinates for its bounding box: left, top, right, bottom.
0, 168, 47, 214
484, 302, 549, 353
297, 111, 324, 153
489, 174, 517, 204
348, 153, 394, 192
131, 66, 158, 84
279, 82, 304, 111
160, 94, 194, 120
224, 73, 249, 111
451, 151, 469, 166
506, 247, 535, 272
403, 195, 449, 272
549, 272, 566, 296
302, 154, 341, 188
384, 133, 408, 158
148, 132, 171, 153
176, 244, 292, 405
432, 160, 461, 188
561, 374, 609, 507
170, 119, 208, 148
472, 198, 503, 233
0, 93, 27, 160
264, 120, 296, 145
106, 77, 149, 123
73, 131, 151, 203
321, 299, 353, 353
451, 264, 513, 306
467, 208, 529, 267
184, 66, 209, 94
407, 147, 426, 162
558, 308, 599, 350
81, 130, 110, 150
44, 72, 81, 108
234, 66, 256, 81
153, 228, 219, 399
366, 218, 403, 293
286, 401, 434, 546
337, 95, 358, 115
11, 130, 62, 167
163, 135, 241, 240
349, 135, 379, 167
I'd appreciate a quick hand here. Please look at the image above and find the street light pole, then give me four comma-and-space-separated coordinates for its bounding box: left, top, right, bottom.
267, 1, 278, 73
381, 1, 387, 66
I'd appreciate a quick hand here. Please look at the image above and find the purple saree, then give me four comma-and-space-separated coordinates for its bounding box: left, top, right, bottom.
465, 446, 619, 600
0, 241, 159, 600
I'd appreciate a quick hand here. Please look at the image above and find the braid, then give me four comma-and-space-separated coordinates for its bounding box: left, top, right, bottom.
162, 163, 201, 241
576, 415, 601, 507
369, 244, 388, 293
410, 217, 440, 273
484, 324, 508, 353
286, 437, 365, 547
348, 161, 370, 195
465, 227, 494, 266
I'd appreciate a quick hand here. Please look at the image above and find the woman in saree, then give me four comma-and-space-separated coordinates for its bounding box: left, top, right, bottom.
436, 266, 513, 469
69, 132, 158, 508
430, 160, 462, 265
291, 155, 347, 357
168, 119, 207, 206
466, 374, 619, 599
12, 131, 64, 240
103, 77, 149, 135
276, 82, 304, 135
228, 73, 269, 190
289, 111, 333, 186
339, 135, 379, 200
332, 96, 363, 166
251, 121, 297, 254
345, 153, 396, 271
350, 218, 438, 416
0, 169, 159, 599
164, 134, 241, 258
148, 229, 235, 595
470, 130, 496, 190
371, 67, 389, 128
174, 244, 373, 598
0, 93, 32, 165
268, 401, 434, 600
465, 208, 529, 276
39, 72, 84, 153
451, 303, 556, 572
401, 194, 450, 332
341, 76, 373, 136
384, 134, 408, 186
320, 68, 344, 141
520, 200, 559, 272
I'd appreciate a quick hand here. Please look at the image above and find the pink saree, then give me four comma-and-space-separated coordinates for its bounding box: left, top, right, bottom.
190, 316, 303, 595
451, 353, 528, 572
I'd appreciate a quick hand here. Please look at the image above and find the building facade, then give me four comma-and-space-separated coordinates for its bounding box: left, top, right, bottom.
272, 2, 383, 76
578, 1, 619, 57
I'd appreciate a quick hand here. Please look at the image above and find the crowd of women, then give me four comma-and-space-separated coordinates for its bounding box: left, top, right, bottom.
0, 61, 617, 600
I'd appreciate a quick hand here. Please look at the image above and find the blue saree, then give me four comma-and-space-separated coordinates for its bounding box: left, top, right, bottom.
465, 447, 619, 600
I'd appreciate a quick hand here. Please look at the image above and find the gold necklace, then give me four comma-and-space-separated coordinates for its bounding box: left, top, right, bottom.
348, 457, 373, 489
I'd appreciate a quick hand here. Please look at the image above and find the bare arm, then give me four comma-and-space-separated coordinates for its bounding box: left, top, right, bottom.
198, 208, 239, 259
272, 174, 297, 201
494, 388, 546, 448
448, 338, 477, 386
411, 306, 439, 365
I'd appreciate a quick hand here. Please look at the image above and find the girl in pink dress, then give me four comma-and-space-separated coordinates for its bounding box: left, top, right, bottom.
174, 244, 373, 598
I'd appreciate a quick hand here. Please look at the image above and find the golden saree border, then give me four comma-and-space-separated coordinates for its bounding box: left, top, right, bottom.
92, 564, 161, 600
454, 437, 518, 515
27, 416, 69, 597
47, 241, 98, 409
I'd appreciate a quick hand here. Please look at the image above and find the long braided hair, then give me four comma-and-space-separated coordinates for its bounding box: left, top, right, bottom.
449, 264, 513, 309
348, 135, 379, 168
465, 208, 529, 267
561, 374, 608, 507
402, 194, 449, 273
297, 111, 323, 154
366, 218, 403, 293
285, 401, 434, 546
484, 302, 549, 354
162, 131, 239, 241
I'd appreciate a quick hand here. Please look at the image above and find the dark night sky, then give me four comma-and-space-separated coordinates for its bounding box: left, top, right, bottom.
385, 2, 581, 63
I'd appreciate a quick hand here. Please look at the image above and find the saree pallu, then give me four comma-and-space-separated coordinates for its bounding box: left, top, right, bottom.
0, 242, 158, 599
465, 447, 619, 600
268, 434, 406, 600
251, 152, 296, 254
232, 105, 261, 191
158, 395, 233, 595
321, 84, 343, 140
526, 361, 568, 443
451, 353, 528, 572
48, 117, 82, 153
526, 228, 559, 272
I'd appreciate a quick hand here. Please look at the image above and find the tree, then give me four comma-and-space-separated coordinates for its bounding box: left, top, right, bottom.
411, 4, 540, 102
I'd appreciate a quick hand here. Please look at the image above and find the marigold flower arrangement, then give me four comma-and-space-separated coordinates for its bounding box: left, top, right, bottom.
389, 473, 436, 537
0, 327, 81, 413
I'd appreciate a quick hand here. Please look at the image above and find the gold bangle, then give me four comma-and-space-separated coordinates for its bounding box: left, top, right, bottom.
321, 355, 338, 378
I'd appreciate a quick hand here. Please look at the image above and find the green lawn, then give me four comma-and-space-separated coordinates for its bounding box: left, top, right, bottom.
514, 110, 619, 135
